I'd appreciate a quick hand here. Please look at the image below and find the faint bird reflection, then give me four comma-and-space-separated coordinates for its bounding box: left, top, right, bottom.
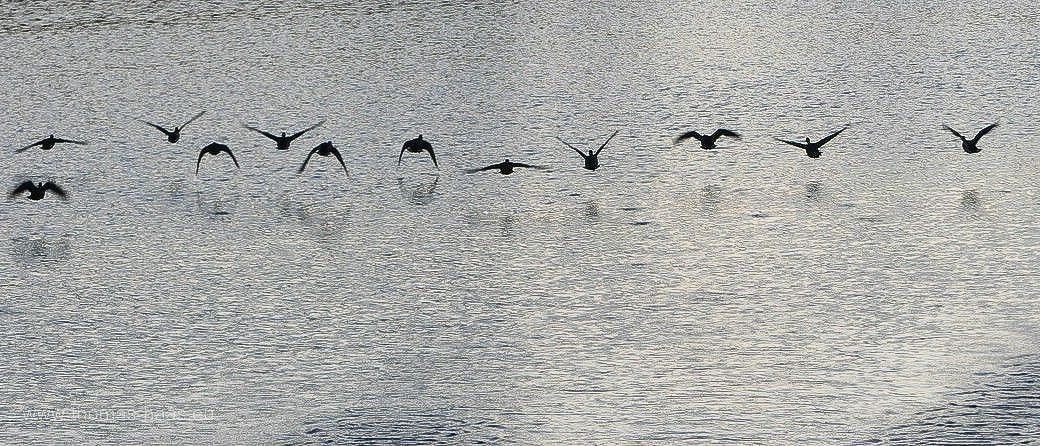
397, 175, 440, 205
195, 191, 237, 217
498, 213, 517, 237
701, 184, 723, 213
804, 181, 824, 201
583, 200, 601, 220
961, 189, 982, 212
10, 236, 71, 261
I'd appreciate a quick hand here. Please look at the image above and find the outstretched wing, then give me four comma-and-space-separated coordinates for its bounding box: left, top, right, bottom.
815, 126, 848, 148
942, 125, 965, 141
181, 111, 205, 129
15, 140, 44, 153
712, 129, 741, 140
140, 120, 174, 136
595, 130, 619, 155
555, 136, 586, 157
330, 146, 349, 174
9, 181, 34, 197
289, 119, 326, 141
42, 181, 67, 199
674, 130, 702, 144
425, 145, 438, 168
297, 147, 318, 174
243, 124, 278, 141
466, 163, 503, 173
398, 142, 408, 165
972, 123, 998, 143
52, 138, 88, 145
775, 138, 808, 149
220, 147, 241, 168
513, 162, 548, 170
196, 149, 207, 175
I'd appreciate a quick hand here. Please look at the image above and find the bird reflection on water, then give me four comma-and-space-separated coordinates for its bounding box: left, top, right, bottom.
700, 184, 724, 213
960, 189, 982, 212
10, 236, 71, 261
583, 200, 601, 220
804, 181, 824, 201
195, 191, 237, 217
397, 175, 440, 206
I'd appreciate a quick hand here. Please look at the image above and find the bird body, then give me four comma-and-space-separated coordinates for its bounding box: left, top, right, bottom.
557, 130, 618, 171
140, 111, 205, 143
196, 142, 240, 175
16, 135, 87, 153
775, 126, 848, 158
10, 181, 67, 201
299, 141, 348, 175
466, 159, 547, 175
244, 120, 325, 150
943, 123, 997, 154
399, 134, 438, 168
675, 128, 741, 150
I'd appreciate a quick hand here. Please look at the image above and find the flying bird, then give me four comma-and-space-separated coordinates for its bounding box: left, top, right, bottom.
16, 135, 87, 153
398, 134, 438, 168
9, 181, 67, 201
139, 111, 205, 143
775, 126, 848, 158
674, 128, 741, 150
243, 119, 325, 150
942, 123, 998, 154
556, 130, 618, 171
298, 141, 348, 175
466, 159, 547, 175
196, 142, 240, 175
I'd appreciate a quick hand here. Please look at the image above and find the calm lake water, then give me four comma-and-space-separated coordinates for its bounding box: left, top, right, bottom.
1, 1, 1038, 444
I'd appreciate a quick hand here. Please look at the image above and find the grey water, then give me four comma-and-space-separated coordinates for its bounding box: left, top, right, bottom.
1, 0, 1038, 444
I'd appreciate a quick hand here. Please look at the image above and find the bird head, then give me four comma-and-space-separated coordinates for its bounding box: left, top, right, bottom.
805, 137, 811, 144
281, 132, 287, 137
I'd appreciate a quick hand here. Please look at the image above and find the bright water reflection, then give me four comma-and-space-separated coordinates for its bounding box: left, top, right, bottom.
0, 0, 1038, 444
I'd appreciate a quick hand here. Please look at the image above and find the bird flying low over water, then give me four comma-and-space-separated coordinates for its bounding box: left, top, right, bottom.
16, 135, 87, 153
10, 181, 67, 201
299, 141, 348, 175
942, 123, 997, 154
399, 134, 438, 168
674, 128, 741, 150
556, 130, 618, 171
775, 126, 848, 158
466, 159, 548, 175
243, 119, 325, 150
196, 142, 240, 175
140, 111, 205, 143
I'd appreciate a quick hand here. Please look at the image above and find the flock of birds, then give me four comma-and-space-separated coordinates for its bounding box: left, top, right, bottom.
8, 112, 1001, 202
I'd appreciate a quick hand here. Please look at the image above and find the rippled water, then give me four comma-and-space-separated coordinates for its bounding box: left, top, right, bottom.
1, 1, 1038, 444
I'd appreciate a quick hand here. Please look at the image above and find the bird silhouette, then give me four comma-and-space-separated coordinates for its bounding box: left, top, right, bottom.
244, 119, 325, 150
466, 159, 547, 175
674, 128, 741, 150
556, 130, 618, 171
398, 134, 438, 168
10, 181, 67, 201
16, 135, 87, 153
775, 126, 848, 158
298, 141, 348, 175
943, 123, 997, 154
140, 111, 205, 143
196, 142, 240, 175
